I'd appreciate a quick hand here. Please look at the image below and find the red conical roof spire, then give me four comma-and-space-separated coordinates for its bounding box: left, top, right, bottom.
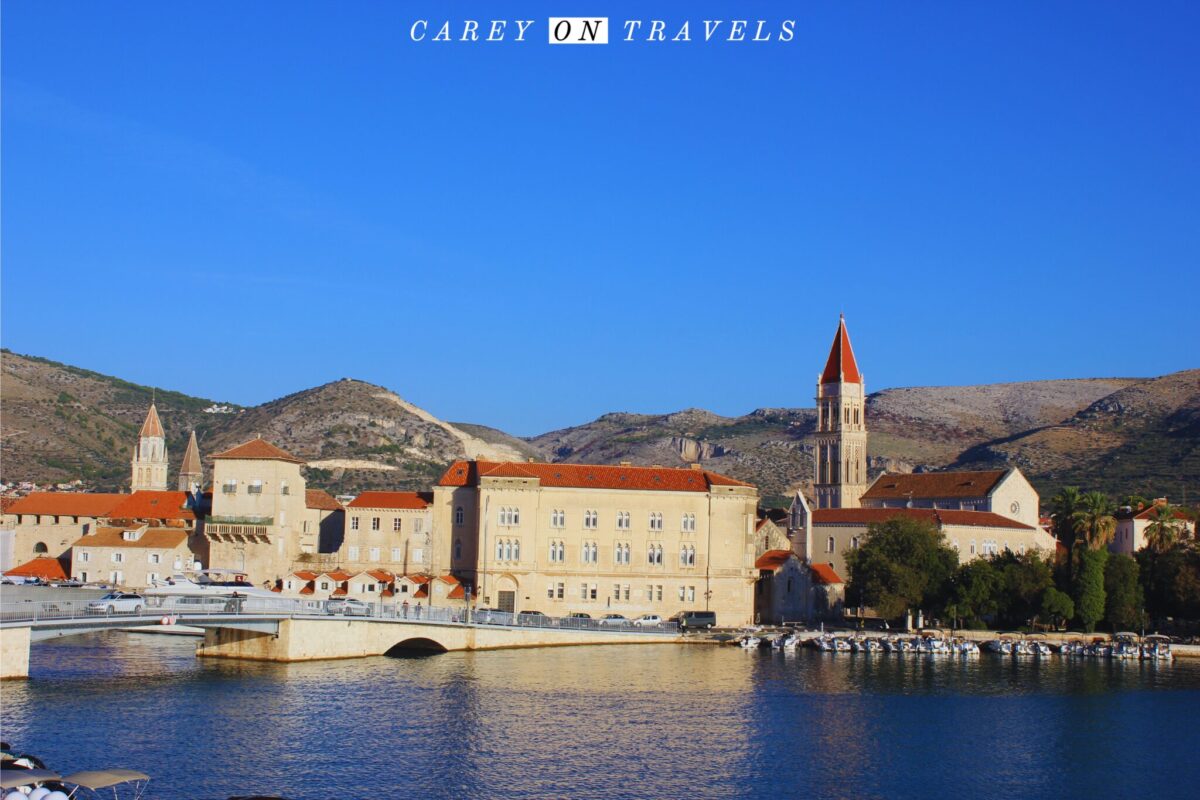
139, 403, 165, 438
820, 315, 862, 384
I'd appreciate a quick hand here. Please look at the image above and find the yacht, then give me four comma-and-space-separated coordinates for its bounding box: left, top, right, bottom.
145, 569, 276, 599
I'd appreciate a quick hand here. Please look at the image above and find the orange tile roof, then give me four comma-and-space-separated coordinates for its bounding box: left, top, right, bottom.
331, 588, 347, 596
305, 489, 342, 511
5, 492, 126, 518
437, 461, 753, 493
0, 497, 21, 513
323, 569, 354, 582
299, 585, 315, 595
862, 470, 1009, 501
72, 526, 190, 549
413, 586, 428, 598
400, 574, 432, 585
811, 563, 844, 585
437, 574, 460, 585
820, 316, 862, 384
813, 507, 1033, 530
347, 491, 430, 510
106, 490, 196, 521
211, 438, 304, 464
5, 557, 68, 580
1134, 505, 1191, 521
755, 549, 794, 570
446, 584, 465, 600
366, 569, 395, 582
139, 403, 165, 438
291, 570, 320, 581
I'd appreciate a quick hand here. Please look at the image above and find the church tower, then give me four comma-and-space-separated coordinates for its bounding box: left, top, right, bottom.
131, 402, 169, 491
813, 316, 868, 509
178, 430, 203, 492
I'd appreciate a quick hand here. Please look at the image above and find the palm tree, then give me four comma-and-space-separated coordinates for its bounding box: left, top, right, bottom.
1051, 486, 1083, 545
1072, 491, 1117, 550
1143, 504, 1183, 553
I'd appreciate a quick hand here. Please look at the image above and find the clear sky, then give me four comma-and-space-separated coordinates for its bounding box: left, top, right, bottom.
3, 1, 1197, 435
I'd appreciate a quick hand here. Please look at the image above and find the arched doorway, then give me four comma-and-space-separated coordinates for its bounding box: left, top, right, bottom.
33, 542, 48, 555
495, 574, 519, 614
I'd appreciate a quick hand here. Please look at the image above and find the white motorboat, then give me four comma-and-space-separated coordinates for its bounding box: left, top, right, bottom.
145, 569, 276, 599
1141, 635, 1173, 661
740, 636, 762, 649
780, 634, 800, 650
833, 637, 852, 652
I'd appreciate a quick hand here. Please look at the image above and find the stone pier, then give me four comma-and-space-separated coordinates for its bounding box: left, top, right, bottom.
1, 627, 31, 680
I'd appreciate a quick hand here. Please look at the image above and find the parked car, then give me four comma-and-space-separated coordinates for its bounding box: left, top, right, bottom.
672, 610, 717, 630
566, 612, 592, 620
516, 610, 548, 625
598, 613, 629, 627
633, 614, 663, 627
325, 598, 374, 617
86, 592, 146, 615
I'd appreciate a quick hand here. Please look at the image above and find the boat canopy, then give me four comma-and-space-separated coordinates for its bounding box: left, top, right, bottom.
1, 768, 62, 789
62, 769, 150, 789
1144, 634, 1172, 643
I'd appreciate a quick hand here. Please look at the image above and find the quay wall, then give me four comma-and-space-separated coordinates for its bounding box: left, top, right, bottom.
1, 626, 30, 679
195, 618, 683, 662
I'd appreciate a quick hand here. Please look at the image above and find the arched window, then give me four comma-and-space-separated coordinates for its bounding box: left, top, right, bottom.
680, 545, 688, 564
496, 540, 504, 560
827, 536, 835, 553
557, 541, 565, 562
455, 506, 464, 525
512, 540, 520, 561
33, 542, 48, 554
549, 541, 558, 562
851, 536, 860, 549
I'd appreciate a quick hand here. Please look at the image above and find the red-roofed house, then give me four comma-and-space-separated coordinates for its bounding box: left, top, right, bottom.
5, 556, 69, 582
2, 492, 125, 570
69, 525, 192, 589
339, 491, 432, 574
431, 458, 759, 625
1110, 499, 1195, 555
860, 467, 1041, 530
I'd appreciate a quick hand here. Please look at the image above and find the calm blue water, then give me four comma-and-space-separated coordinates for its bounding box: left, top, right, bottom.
3, 633, 1200, 799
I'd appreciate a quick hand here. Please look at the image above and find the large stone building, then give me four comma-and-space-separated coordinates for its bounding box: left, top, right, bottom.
430, 460, 759, 625
1109, 499, 1195, 555
70, 524, 193, 588
859, 468, 1040, 530
2, 492, 125, 568
338, 491, 432, 574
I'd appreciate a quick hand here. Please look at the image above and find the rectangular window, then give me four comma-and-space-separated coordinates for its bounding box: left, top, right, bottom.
614, 583, 621, 599
414, 519, 424, 534
557, 583, 565, 600
393, 518, 402, 532
351, 517, 360, 531
366, 584, 376, 592
371, 517, 381, 531
222, 481, 237, 494
391, 547, 402, 561
646, 586, 655, 601
656, 585, 663, 601
623, 585, 630, 600
320, 581, 329, 591
369, 547, 380, 562
679, 585, 686, 601
548, 584, 555, 599
80, 551, 90, 563
589, 584, 598, 600
585, 510, 598, 529
581, 582, 589, 600
112, 553, 123, 563
687, 586, 696, 602
349, 546, 360, 561
147, 572, 159, 584
248, 480, 263, 495
148, 553, 160, 564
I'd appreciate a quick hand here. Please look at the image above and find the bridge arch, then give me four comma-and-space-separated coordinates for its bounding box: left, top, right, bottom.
385, 637, 449, 656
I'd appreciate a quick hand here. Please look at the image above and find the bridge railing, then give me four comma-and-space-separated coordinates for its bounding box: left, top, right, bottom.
0, 595, 681, 635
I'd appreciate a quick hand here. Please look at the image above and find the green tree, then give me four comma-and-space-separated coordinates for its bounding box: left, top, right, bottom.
946, 558, 1001, 628
1104, 554, 1144, 631
1143, 504, 1184, 553
1138, 545, 1200, 621
1072, 491, 1117, 551
995, 552, 1055, 627
845, 516, 958, 620
1050, 486, 1083, 545
1040, 588, 1075, 630
1075, 547, 1109, 632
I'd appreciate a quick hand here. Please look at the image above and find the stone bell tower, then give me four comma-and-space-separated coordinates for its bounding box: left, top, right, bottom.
813, 316, 868, 509
131, 402, 169, 491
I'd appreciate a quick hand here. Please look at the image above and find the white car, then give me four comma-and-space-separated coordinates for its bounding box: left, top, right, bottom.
633, 614, 663, 627
325, 598, 374, 617
86, 592, 146, 615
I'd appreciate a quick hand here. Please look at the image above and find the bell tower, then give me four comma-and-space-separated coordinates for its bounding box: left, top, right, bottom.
813, 316, 868, 509
131, 402, 169, 491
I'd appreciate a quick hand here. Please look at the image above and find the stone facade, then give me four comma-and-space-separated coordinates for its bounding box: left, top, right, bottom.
130, 403, 169, 492
70, 524, 192, 588
814, 317, 868, 509
338, 492, 433, 574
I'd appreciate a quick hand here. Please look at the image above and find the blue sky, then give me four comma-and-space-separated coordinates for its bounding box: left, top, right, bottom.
3, 1, 1197, 435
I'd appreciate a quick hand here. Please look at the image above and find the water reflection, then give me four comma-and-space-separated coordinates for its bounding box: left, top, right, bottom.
3, 634, 1199, 799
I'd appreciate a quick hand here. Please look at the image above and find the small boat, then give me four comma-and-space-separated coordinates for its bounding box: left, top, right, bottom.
740, 636, 762, 649
833, 637, 852, 652
146, 569, 276, 600
779, 634, 800, 650
62, 769, 151, 799
1141, 634, 1173, 661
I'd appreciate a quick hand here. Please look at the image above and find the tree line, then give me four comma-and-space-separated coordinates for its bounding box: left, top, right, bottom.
845, 490, 1198, 632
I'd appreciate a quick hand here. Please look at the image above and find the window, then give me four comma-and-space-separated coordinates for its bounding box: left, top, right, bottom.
649, 512, 663, 531
557, 582, 565, 599
79, 551, 90, 563
369, 547, 380, 562
365, 583, 376, 592
454, 506, 464, 525
580, 583, 589, 601
351, 517, 360, 531
616, 511, 630, 530
503, 540, 512, 561
624, 585, 631, 600
680, 545, 695, 567
303, 521, 310, 534
222, 480, 237, 494
827, 536, 835, 554
687, 586, 696, 602
454, 540, 462, 560
393, 518, 402, 532
613, 583, 622, 599
414, 519, 423, 534
392, 547, 402, 561
681, 513, 696, 533
371, 517, 381, 531
112, 553, 124, 563
679, 585, 686, 601
969, 540, 977, 556
349, 546, 360, 561
584, 510, 598, 529
851, 536, 860, 549
148, 553, 160, 565
513, 540, 521, 560
80, 572, 88, 583
646, 585, 655, 601
582, 542, 597, 564
280, 482, 290, 495
320, 581, 330, 591
122, 530, 139, 541
247, 480, 263, 495
551, 509, 565, 528
656, 585, 663, 601
589, 584, 597, 600
499, 507, 520, 526
548, 583, 555, 599
34, 541, 48, 554
496, 540, 504, 560
549, 540, 559, 563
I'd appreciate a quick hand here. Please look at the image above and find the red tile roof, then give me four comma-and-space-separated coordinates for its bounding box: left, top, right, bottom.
437, 574, 461, 585
1134, 505, 1191, 521
331, 588, 347, 596
0, 497, 21, 513
305, 489, 342, 511
72, 526, 190, 549
323, 570, 354, 582
5, 557, 69, 581
861, 470, 1009, 501
5, 492, 126, 518
447, 584, 465, 600
299, 585, 315, 595
820, 316, 862, 384
811, 563, 844, 585
437, 461, 753, 493
755, 549, 794, 570
106, 491, 196, 521
413, 586, 428, 598
367, 569, 395, 582
291, 570, 320, 581
347, 491, 430, 510
211, 438, 304, 464
813, 507, 1034, 530
139, 404, 165, 438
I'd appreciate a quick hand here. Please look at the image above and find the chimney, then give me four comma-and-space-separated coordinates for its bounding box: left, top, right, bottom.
620, 461, 631, 467
690, 463, 703, 471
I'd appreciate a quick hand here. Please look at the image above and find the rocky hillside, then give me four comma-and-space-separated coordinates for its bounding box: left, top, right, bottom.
4, 349, 1196, 506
